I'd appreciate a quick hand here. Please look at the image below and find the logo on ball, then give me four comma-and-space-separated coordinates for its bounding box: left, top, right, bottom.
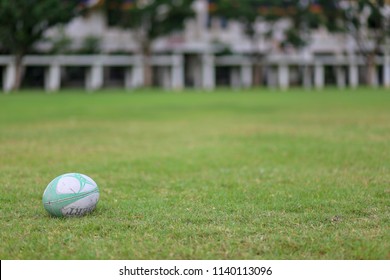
42, 173, 100, 217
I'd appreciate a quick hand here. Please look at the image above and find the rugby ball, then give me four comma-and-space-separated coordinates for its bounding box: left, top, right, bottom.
42, 173, 100, 217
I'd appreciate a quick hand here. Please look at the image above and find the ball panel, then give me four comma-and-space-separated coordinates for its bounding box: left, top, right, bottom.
43, 201, 61, 217
43, 190, 99, 217
42, 176, 61, 200
61, 192, 100, 216
56, 176, 81, 194
42, 173, 100, 217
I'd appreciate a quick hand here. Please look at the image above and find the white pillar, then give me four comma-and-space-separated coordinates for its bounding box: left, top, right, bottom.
384, 54, 390, 88
314, 63, 324, 89
202, 53, 215, 90
125, 56, 144, 89
86, 64, 103, 91
278, 64, 289, 90
125, 67, 143, 89
171, 54, 184, 90
45, 64, 61, 92
162, 66, 171, 89
303, 66, 312, 89
348, 51, 359, 88
230, 67, 241, 88
266, 66, 277, 88
125, 68, 133, 89
349, 64, 359, 88
370, 65, 379, 87
241, 64, 252, 88
336, 66, 346, 89
347, 36, 358, 89
3, 62, 16, 93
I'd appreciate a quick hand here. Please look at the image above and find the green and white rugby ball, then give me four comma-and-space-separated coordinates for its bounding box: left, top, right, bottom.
42, 173, 100, 217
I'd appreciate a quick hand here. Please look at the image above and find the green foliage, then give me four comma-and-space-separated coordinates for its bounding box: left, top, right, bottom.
0, 88, 389, 259
211, 0, 320, 48
0, 0, 81, 56
211, 0, 390, 50
77, 35, 102, 54
341, 0, 390, 51
49, 32, 102, 55
48, 26, 73, 54
105, 0, 194, 45
283, 29, 306, 49
318, 0, 388, 30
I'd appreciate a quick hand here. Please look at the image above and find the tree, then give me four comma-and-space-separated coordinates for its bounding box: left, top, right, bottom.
105, 0, 194, 87
0, 0, 81, 91
209, 0, 321, 85
317, 0, 390, 85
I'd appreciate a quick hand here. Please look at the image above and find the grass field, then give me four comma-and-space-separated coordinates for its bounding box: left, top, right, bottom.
0, 88, 389, 260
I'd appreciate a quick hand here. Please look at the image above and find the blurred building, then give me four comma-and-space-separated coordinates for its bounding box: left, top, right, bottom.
1, 0, 390, 91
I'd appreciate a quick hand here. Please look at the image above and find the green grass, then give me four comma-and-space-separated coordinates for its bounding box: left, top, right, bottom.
0, 88, 389, 260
